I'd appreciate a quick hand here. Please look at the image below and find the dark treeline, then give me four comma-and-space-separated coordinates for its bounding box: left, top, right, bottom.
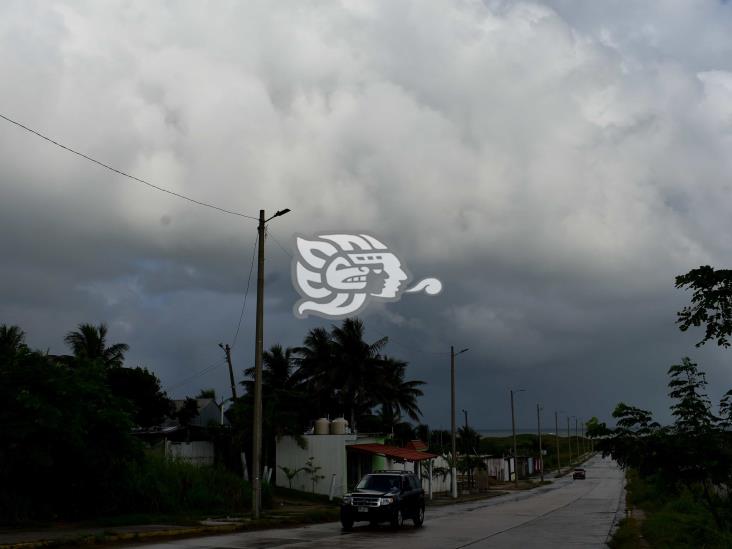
0, 317, 426, 523
0, 323, 258, 524
593, 265, 732, 546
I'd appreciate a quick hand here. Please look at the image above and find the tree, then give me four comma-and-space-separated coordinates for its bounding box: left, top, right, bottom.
278, 465, 305, 489
106, 366, 173, 428
302, 456, 324, 493
64, 323, 129, 367
676, 266, 732, 347
242, 344, 307, 470
196, 388, 216, 399
0, 340, 140, 522
329, 318, 389, 430
0, 324, 29, 362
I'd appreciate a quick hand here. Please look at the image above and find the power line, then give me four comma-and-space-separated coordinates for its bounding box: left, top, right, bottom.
165, 359, 227, 393
231, 232, 258, 349
0, 113, 259, 220
266, 227, 293, 259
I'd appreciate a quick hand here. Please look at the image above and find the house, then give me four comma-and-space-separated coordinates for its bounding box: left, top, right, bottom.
133, 398, 226, 466
276, 421, 438, 497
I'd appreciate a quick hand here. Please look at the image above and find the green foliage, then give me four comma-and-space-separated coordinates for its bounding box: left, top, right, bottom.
279, 465, 305, 489
64, 322, 129, 367
119, 455, 270, 514
621, 471, 732, 549
0, 342, 141, 522
107, 365, 173, 428
676, 265, 732, 348
302, 456, 324, 494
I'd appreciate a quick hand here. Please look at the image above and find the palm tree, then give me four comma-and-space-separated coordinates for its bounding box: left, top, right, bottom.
293, 318, 426, 434
243, 344, 306, 469
330, 318, 388, 431
376, 356, 424, 425
292, 327, 339, 419
0, 324, 29, 361
64, 323, 129, 367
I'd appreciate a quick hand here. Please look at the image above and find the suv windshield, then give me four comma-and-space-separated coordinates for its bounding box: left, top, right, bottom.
356, 474, 400, 492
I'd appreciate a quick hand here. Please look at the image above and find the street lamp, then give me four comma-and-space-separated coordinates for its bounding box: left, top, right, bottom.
252, 207, 290, 520
536, 403, 544, 483
450, 346, 469, 499
510, 388, 525, 487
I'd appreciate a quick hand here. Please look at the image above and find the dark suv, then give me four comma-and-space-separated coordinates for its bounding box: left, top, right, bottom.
340, 471, 425, 530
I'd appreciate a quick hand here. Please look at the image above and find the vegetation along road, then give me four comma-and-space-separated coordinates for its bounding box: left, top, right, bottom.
134, 456, 623, 549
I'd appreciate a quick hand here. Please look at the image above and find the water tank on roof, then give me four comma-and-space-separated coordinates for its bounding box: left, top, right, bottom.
330, 417, 348, 435
314, 417, 330, 435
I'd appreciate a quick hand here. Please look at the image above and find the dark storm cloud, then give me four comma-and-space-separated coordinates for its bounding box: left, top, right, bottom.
2, 0, 732, 430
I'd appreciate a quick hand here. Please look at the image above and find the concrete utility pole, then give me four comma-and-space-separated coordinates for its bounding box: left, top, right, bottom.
219, 343, 237, 401
450, 346, 469, 499
537, 404, 544, 482
567, 416, 572, 466
252, 208, 290, 520
554, 411, 561, 476
510, 388, 524, 487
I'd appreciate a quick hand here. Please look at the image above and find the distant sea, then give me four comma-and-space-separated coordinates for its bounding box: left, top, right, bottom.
477, 429, 557, 437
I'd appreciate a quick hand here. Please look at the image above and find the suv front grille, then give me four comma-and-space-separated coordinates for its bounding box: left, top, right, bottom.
351, 496, 380, 507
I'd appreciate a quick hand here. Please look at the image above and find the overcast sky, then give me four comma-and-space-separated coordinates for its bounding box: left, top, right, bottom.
2, 0, 732, 431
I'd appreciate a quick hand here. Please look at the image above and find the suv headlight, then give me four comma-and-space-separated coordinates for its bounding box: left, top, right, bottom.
343, 496, 352, 505
379, 496, 394, 506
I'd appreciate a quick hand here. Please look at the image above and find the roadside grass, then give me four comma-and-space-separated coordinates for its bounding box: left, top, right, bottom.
609, 470, 732, 549
608, 517, 643, 549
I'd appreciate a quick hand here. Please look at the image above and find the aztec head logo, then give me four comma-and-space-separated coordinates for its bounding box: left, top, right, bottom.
292, 233, 442, 319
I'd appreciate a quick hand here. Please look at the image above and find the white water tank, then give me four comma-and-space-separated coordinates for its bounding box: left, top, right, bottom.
330, 417, 348, 435
314, 417, 331, 435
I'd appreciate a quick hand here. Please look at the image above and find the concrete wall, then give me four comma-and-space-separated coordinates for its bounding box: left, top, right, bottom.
276, 434, 354, 496
166, 440, 214, 465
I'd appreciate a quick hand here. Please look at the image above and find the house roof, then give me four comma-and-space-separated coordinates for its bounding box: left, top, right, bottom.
405, 440, 429, 452
348, 443, 438, 462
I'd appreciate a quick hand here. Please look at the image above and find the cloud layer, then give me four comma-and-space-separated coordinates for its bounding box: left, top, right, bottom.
2, 0, 732, 428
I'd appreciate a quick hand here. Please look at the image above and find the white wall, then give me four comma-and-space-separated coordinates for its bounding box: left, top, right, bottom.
276, 434, 353, 496
166, 440, 214, 466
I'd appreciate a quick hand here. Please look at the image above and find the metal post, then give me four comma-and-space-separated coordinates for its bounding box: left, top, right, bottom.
511, 390, 518, 487
567, 416, 572, 466
252, 209, 265, 519
554, 411, 561, 476
428, 459, 433, 500
537, 404, 543, 483
450, 346, 457, 499
575, 417, 579, 460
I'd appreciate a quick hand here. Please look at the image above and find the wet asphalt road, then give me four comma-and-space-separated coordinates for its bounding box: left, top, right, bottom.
135, 456, 623, 549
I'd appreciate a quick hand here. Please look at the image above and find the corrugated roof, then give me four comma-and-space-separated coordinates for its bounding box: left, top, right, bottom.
405, 440, 429, 452
348, 443, 438, 462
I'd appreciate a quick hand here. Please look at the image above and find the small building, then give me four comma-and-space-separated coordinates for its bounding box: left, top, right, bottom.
133, 398, 226, 466
276, 426, 437, 496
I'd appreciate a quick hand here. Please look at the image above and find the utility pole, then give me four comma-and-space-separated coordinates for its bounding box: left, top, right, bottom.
537, 404, 543, 483
567, 416, 572, 466
219, 343, 237, 401
575, 417, 579, 460
510, 389, 524, 487
251, 207, 290, 520
554, 411, 561, 476
450, 346, 469, 499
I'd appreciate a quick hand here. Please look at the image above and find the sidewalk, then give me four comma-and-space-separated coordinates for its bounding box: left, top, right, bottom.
0, 505, 339, 549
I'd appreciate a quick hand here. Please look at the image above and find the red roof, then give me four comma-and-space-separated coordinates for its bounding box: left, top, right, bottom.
348, 443, 438, 462
405, 440, 429, 452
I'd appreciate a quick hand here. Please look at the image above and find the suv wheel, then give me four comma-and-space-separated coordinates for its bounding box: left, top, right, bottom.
390, 508, 406, 529
413, 505, 425, 527
341, 517, 353, 531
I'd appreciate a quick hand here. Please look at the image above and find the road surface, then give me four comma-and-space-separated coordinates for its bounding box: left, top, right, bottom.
135, 455, 623, 549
